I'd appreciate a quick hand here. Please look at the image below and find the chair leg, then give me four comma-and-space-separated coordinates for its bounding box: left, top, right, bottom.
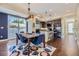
16, 37, 18, 45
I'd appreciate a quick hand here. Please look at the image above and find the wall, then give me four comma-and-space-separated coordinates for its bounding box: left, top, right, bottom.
0, 13, 8, 39
60, 13, 79, 55
75, 6, 79, 48
61, 15, 75, 40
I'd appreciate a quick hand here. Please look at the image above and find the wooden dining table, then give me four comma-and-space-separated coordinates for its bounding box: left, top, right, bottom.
16, 32, 45, 56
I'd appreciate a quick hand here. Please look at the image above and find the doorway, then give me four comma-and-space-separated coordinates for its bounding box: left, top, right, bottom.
64, 18, 78, 55
53, 19, 62, 39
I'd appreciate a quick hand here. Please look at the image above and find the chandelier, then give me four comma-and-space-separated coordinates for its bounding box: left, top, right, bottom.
28, 3, 30, 14
27, 3, 34, 19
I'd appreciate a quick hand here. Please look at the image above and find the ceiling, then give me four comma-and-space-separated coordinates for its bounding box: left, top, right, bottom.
0, 3, 78, 18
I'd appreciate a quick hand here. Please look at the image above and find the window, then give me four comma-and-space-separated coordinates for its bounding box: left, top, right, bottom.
8, 15, 26, 39
8, 15, 18, 39
19, 18, 26, 33
68, 22, 74, 33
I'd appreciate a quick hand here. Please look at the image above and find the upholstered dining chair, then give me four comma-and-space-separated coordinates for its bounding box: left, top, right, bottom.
16, 33, 28, 50
32, 34, 44, 46
9, 33, 28, 55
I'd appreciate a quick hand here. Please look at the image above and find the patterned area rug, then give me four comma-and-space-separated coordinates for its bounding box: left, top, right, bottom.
8, 43, 56, 56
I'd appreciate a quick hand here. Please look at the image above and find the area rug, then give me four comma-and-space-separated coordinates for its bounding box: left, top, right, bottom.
8, 43, 56, 56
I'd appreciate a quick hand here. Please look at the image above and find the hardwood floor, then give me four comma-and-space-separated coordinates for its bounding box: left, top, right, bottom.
47, 38, 79, 56
47, 39, 66, 56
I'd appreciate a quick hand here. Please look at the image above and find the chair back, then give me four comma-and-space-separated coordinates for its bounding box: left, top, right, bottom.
19, 34, 28, 43
16, 33, 20, 40
37, 34, 43, 44
32, 34, 44, 45
16, 33, 27, 43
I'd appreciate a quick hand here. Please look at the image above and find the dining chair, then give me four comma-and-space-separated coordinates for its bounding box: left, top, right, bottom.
32, 34, 44, 46
16, 33, 28, 50
16, 33, 28, 43
9, 33, 28, 55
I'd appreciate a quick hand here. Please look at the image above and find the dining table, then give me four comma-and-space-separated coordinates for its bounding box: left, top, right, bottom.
16, 32, 45, 56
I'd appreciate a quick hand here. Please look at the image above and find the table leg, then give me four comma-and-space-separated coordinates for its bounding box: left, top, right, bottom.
16, 37, 18, 45
43, 35, 45, 48
28, 39, 30, 56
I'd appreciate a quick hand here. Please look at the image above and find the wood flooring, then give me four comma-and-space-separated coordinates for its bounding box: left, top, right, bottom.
47, 39, 66, 56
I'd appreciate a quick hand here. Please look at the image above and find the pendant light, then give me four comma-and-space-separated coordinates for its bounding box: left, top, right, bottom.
27, 3, 34, 19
